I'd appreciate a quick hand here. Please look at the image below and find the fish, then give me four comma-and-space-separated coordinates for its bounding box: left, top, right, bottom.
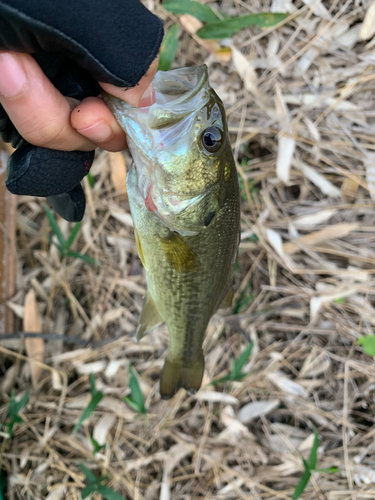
104, 65, 241, 399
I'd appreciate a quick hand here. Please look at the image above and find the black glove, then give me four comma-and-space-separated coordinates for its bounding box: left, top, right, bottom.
0, 0, 163, 221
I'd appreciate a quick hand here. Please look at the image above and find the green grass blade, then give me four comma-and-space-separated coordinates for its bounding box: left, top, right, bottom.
73, 391, 104, 434
87, 172, 95, 188
196, 12, 288, 39
358, 334, 375, 356
238, 294, 254, 313
163, 0, 220, 23
158, 24, 179, 72
51, 241, 64, 256
89, 372, 97, 394
66, 251, 99, 266
308, 429, 319, 470
0, 469, 7, 500
302, 457, 309, 470
81, 484, 98, 498
232, 287, 247, 315
90, 436, 106, 455
232, 283, 253, 314
233, 342, 253, 377
44, 204, 65, 247
8, 391, 30, 418
334, 297, 345, 304
209, 374, 232, 385
316, 467, 339, 473
97, 485, 127, 500
128, 367, 146, 414
123, 396, 142, 413
79, 463, 98, 484
292, 470, 311, 500
65, 222, 81, 251
6, 392, 30, 437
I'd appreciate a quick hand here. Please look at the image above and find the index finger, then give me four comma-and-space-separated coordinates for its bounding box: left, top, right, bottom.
99, 55, 159, 108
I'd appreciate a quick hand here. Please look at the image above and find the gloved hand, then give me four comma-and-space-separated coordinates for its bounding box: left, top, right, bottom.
0, 0, 163, 221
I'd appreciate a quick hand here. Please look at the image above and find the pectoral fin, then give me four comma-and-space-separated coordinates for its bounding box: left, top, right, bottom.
157, 233, 198, 273
136, 293, 163, 341
220, 287, 234, 309
134, 227, 146, 269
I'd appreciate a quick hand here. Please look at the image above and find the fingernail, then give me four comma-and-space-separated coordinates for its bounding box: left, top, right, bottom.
77, 120, 112, 142
139, 84, 156, 108
0, 53, 27, 97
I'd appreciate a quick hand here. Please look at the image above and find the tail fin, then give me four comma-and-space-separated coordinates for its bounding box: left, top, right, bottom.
160, 354, 205, 399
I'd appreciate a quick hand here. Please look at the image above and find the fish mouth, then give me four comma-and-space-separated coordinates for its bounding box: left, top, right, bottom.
103, 65, 211, 132
153, 65, 208, 104
149, 65, 210, 129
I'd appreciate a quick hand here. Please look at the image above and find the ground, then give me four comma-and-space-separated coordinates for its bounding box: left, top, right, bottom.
1, 0, 375, 499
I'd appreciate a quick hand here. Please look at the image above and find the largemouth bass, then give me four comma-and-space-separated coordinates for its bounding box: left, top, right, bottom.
105, 66, 240, 398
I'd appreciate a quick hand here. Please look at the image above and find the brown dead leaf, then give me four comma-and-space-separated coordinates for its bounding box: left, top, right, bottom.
267, 372, 309, 398
0, 141, 16, 335
283, 223, 358, 255
341, 176, 360, 200
215, 46, 232, 62
360, 2, 375, 40
23, 289, 44, 385
238, 400, 280, 423
232, 46, 258, 94
275, 84, 295, 183
93, 413, 116, 446
179, 14, 220, 54
109, 152, 127, 199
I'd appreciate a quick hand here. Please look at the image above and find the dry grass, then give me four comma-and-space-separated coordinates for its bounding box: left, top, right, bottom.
2, 0, 375, 499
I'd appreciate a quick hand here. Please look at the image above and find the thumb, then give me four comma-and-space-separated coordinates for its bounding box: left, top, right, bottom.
99, 55, 159, 108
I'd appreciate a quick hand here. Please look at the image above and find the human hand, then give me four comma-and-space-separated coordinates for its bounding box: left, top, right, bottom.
0, 0, 163, 221
0, 52, 159, 153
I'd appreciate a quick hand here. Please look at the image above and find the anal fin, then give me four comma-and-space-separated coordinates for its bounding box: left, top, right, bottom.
220, 287, 233, 309
136, 293, 163, 341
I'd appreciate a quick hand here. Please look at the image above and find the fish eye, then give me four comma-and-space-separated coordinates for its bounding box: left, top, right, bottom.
202, 127, 222, 153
